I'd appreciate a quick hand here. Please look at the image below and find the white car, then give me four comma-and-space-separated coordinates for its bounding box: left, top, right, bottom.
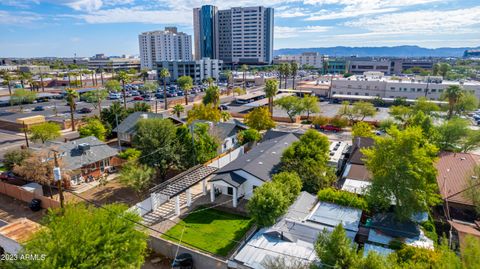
109, 93, 121, 100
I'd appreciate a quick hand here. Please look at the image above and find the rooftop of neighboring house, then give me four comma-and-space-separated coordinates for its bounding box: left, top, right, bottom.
449, 220, 480, 248
436, 151, 480, 206
348, 137, 375, 165
213, 133, 299, 181
0, 218, 42, 244
112, 112, 164, 135
191, 120, 247, 142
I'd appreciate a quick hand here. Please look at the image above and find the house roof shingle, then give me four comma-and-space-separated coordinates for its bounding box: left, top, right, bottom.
210, 171, 247, 187
436, 152, 480, 206
345, 164, 372, 181
349, 137, 375, 165
112, 112, 163, 134
0, 218, 42, 243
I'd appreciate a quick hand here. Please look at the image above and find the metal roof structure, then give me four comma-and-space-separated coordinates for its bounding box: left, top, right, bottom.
150, 165, 217, 199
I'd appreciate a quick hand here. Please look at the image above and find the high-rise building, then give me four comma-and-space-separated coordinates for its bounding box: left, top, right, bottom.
193, 5, 274, 65
156, 58, 223, 84
138, 27, 192, 70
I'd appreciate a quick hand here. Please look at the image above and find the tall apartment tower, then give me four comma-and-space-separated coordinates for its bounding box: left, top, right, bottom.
193, 5, 274, 65
138, 27, 192, 69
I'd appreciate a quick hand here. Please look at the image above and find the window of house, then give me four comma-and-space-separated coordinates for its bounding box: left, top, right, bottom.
227, 187, 234, 195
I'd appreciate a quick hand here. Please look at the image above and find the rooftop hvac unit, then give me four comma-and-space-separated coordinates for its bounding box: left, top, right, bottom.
78, 143, 91, 152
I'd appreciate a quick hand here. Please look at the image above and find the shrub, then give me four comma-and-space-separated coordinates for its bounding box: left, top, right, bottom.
330, 116, 349, 128
312, 115, 329, 126
389, 238, 406, 250
238, 129, 262, 145
118, 148, 142, 161
317, 188, 368, 211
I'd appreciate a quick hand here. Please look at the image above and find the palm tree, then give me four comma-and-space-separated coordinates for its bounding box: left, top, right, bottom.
65, 88, 79, 131
442, 85, 464, 119
264, 79, 278, 116
139, 68, 149, 83
177, 75, 193, 105
206, 77, 214, 87
290, 62, 299, 90
223, 70, 233, 93
172, 104, 185, 118
19, 72, 32, 89
282, 63, 290, 89
240, 64, 248, 90
98, 68, 104, 85
159, 68, 170, 110
39, 71, 45, 92
116, 71, 131, 109
1, 72, 14, 96
78, 69, 84, 87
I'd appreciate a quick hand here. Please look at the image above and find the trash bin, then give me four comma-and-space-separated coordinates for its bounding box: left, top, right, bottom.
29, 199, 42, 212
172, 253, 193, 269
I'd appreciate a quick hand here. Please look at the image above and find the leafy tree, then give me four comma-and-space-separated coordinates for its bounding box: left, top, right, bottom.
461, 130, 480, 153
82, 88, 108, 114
177, 75, 193, 105
159, 68, 170, 110
455, 91, 478, 115
353, 101, 377, 121
271, 171, 302, 203
439, 63, 452, 77
175, 125, 195, 168
16, 203, 148, 269
435, 118, 469, 151
302, 95, 320, 120
65, 88, 79, 131
10, 89, 36, 112
244, 107, 276, 131
393, 97, 408, 106
461, 235, 480, 268
203, 86, 220, 106
412, 97, 440, 116
240, 64, 248, 90
264, 79, 278, 115
116, 71, 131, 109
187, 104, 221, 123
407, 111, 437, 138
275, 96, 304, 122
142, 81, 158, 94
389, 105, 413, 125
330, 115, 349, 128
192, 122, 219, 163
220, 110, 231, 122
442, 85, 464, 119
139, 68, 149, 82
29, 122, 61, 143
247, 182, 289, 227
378, 118, 396, 132
238, 129, 262, 145
104, 79, 122, 92
133, 118, 179, 179
119, 160, 155, 197
312, 115, 330, 127
117, 148, 142, 161
281, 129, 335, 193
1, 72, 14, 96
233, 87, 246, 96
315, 224, 358, 269
128, 102, 151, 113
317, 188, 368, 211
78, 118, 107, 141
3, 149, 31, 170
100, 101, 128, 137
290, 62, 299, 89
363, 126, 441, 220
172, 104, 184, 118
352, 122, 374, 138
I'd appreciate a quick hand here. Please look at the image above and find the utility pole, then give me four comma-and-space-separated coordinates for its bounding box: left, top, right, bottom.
115, 114, 122, 151
22, 122, 29, 148
52, 150, 64, 210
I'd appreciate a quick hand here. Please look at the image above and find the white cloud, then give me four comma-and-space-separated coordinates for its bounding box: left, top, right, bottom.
0, 10, 42, 25
275, 25, 331, 38
76, 7, 191, 24
305, 7, 398, 20
276, 7, 309, 18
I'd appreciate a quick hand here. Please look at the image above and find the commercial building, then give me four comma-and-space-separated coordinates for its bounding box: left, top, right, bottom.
348, 59, 390, 75
87, 54, 140, 71
347, 58, 435, 75
322, 58, 348, 74
274, 52, 324, 68
330, 72, 480, 100
18, 65, 50, 74
156, 58, 222, 83
193, 5, 274, 65
464, 49, 480, 59
139, 27, 192, 69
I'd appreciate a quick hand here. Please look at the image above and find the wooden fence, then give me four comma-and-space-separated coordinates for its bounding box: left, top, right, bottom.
0, 181, 60, 209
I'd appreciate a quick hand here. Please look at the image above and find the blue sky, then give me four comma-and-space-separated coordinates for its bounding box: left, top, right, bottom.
0, 0, 479, 57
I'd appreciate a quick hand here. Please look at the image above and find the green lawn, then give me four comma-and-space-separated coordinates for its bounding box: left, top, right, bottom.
162, 207, 254, 256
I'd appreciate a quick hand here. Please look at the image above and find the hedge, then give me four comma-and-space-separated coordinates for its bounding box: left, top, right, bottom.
317, 187, 369, 211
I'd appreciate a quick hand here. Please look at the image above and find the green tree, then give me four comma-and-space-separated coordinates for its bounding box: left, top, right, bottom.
192, 122, 219, 163
315, 224, 359, 269
461, 130, 480, 153
82, 88, 108, 114
203, 86, 220, 106
175, 125, 195, 168
177, 75, 193, 105
389, 105, 413, 125
104, 79, 122, 93
339, 101, 377, 122
19, 71, 32, 89
100, 101, 128, 137
117, 71, 131, 109
29, 122, 61, 143
172, 104, 184, 118
139, 68, 149, 82
275, 96, 304, 122
247, 182, 289, 227
244, 107, 276, 131
16, 203, 148, 269
3, 149, 30, 170
128, 102, 151, 113
461, 235, 480, 268
435, 118, 469, 151
442, 85, 464, 119
142, 81, 158, 94
352, 122, 374, 138
10, 89, 36, 112
264, 79, 279, 116
290, 62, 299, 89
238, 129, 262, 145
65, 88, 79, 131
118, 148, 142, 161
455, 91, 478, 115
412, 97, 440, 116
281, 129, 334, 193
1, 72, 14, 96
363, 126, 440, 220
439, 63, 451, 77
233, 87, 246, 96
119, 160, 155, 197
133, 118, 179, 179
240, 64, 248, 90
302, 95, 320, 120
78, 118, 107, 141
407, 111, 437, 138
272, 171, 302, 203
187, 104, 221, 124
159, 68, 170, 110
378, 118, 396, 132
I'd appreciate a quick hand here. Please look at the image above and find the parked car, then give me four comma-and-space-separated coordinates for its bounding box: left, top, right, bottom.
145, 96, 156, 101
176, 90, 184, 96
109, 93, 121, 100
171, 253, 193, 269
32, 106, 45, 111
318, 125, 342, 132
0, 171, 17, 181
155, 93, 164, 99
219, 104, 229, 110
133, 96, 144, 101
78, 107, 92, 114
130, 90, 140, 96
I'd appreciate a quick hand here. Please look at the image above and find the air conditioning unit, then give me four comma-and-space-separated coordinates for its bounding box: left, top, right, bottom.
78, 143, 91, 152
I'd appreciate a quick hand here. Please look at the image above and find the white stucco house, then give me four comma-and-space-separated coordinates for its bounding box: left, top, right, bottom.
209, 132, 299, 207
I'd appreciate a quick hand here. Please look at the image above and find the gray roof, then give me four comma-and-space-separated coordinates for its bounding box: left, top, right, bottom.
214, 133, 299, 181
261, 129, 303, 142
210, 171, 247, 187
284, 191, 318, 220
192, 120, 246, 142
52, 136, 118, 171
112, 112, 163, 134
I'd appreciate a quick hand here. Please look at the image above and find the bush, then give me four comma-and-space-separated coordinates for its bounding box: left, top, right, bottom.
330, 116, 349, 128
389, 238, 406, 250
238, 129, 262, 145
3, 149, 31, 171
312, 115, 329, 126
317, 188, 368, 211
421, 216, 438, 243
118, 148, 142, 161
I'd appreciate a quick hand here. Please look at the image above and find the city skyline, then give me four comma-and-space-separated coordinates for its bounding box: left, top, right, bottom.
1, 0, 479, 57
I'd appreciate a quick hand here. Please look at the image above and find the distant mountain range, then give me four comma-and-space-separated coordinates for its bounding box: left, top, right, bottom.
274, 45, 480, 58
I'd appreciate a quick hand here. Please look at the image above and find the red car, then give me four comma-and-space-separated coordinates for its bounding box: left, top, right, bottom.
133, 96, 144, 101
318, 125, 342, 132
